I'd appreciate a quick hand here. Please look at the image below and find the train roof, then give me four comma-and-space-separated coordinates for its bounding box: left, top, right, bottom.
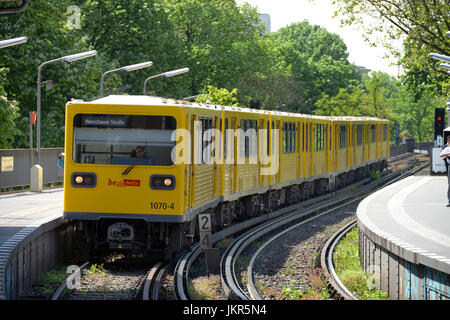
69, 95, 388, 122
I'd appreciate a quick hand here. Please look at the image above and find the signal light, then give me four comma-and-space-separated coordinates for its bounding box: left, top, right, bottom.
435, 108, 446, 139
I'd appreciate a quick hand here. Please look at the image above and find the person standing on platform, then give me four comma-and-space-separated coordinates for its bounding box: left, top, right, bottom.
439, 135, 450, 207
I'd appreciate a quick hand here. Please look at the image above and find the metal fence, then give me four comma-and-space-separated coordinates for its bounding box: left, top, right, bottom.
0, 148, 64, 189
390, 140, 433, 157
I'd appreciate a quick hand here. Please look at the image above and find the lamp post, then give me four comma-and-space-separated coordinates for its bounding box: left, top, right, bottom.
143, 67, 189, 95
36, 50, 97, 164
0, 36, 27, 49
100, 61, 153, 97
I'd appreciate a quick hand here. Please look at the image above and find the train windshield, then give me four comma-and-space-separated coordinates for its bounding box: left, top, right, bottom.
73, 114, 176, 166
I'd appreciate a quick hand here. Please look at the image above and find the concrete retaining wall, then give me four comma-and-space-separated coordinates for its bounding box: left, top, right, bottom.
0, 218, 73, 299
358, 227, 450, 300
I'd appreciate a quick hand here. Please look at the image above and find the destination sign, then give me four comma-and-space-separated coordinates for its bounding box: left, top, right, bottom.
81, 115, 127, 128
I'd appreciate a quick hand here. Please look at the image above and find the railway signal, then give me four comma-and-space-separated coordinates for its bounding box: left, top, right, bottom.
435, 108, 446, 143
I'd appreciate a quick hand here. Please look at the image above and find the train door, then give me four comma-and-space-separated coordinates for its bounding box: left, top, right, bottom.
213, 116, 219, 198
276, 120, 282, 184
297, 120, 301, 178
325, 124, 329, 172
189, 115, 198, 208
184, 114, 193, 211
232, 117, 238, 193
223, 117, 233, 195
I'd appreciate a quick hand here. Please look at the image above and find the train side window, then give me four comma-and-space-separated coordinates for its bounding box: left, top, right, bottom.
371, 124, 376, 143
356, 125, 363, 146
305, 123, 309, 152
383, 124, 387, 141
302, 123, 304, 152
339, 125, 346, 149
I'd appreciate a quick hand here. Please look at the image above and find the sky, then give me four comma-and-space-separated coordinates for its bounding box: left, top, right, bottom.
235, 0, 404, 77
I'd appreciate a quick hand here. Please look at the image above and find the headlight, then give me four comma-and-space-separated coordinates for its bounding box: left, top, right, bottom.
71, 172, 97, 188
150, 175, 176, 190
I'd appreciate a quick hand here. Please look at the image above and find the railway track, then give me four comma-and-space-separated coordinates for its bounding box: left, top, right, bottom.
51, 257, 170, 300
176, 153, 428, 300
51, 153, 427, 301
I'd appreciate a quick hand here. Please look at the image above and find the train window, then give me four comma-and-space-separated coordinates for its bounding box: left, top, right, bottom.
371, 125, 376, 143
240, 119, 257, 158
305, 123, 309, 152
73, 114, 176, 166
338, 125, 346, 149
283, 122, 296, 154
383, 124, 387, 141
314, 124, 325, 151
224, 119, 228, 159
356, 125, 363, 146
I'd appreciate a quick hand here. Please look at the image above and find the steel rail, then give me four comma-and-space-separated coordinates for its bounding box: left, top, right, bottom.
142, 261, 170, 300
320, 161, 429, 300
173, 155, 428, 300
230, 161, 429, 300
51, 262, 90, 300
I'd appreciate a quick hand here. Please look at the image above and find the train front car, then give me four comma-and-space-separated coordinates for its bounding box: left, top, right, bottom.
63, 96, 187, 259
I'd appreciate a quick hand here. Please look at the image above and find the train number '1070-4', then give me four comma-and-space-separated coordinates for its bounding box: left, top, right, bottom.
149, 202, 175, 210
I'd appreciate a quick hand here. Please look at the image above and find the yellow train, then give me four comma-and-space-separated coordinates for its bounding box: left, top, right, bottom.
63, 95, 389, 258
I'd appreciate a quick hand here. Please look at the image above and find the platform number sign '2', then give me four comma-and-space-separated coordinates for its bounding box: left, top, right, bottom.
199, 214, 212, 249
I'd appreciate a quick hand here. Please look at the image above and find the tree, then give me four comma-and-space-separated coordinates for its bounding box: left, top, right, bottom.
0, 0, 110, 147
195, 85, 239, 106
314, 86, 364, 116
0, 69, 20, 148
268, 21, 360, 114
331, 0, 450, 93
80, 0, 188, 98
163, 0, 268, 96
392, 85, 445, 143
360, 71, 397, 119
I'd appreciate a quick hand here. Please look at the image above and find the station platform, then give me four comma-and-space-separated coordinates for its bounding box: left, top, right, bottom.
357, 172, 450, 299
0, 189, 63, 247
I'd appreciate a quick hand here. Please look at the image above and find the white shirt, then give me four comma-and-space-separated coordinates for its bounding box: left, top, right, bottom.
440, 146, 450, 164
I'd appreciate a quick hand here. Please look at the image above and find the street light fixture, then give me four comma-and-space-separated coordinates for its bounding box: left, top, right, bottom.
429, 53, 450, 64
143, 67, 189, 95
0, 36, 28, 49
36, 50, 97, 163
100, 61, 153, 97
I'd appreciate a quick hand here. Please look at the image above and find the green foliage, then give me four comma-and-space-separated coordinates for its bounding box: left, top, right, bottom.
33, 266, 68, 297
0, 0, 446, 149
0, 69, 20, 148
85, 263, 108, 275
392, 84, 444, 142
195, 85, 239, 106
164, 0, 267, 95
268, 21, 361, 113
81, 0, 187, 98
332, 0, 450, 95
333, 227, 389, 300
